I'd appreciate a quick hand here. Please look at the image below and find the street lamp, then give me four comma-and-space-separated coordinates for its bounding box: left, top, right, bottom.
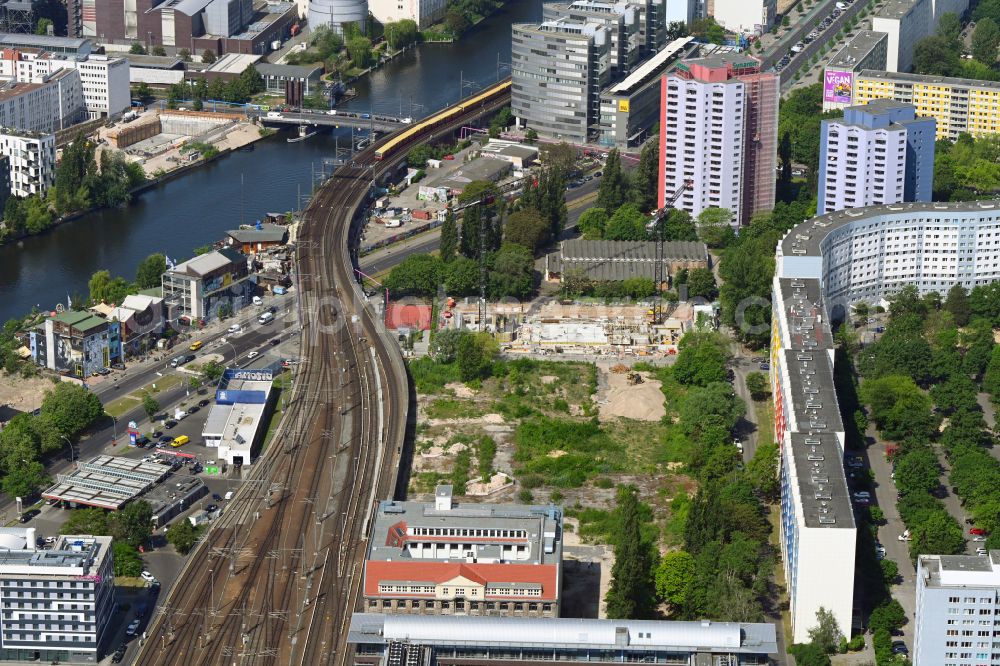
61, 435, 77, 468
209, 568, 215, 616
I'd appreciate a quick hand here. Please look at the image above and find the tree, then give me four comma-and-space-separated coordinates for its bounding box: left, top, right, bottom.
696, 208, 734, 247
2, 459, 48, 498
605, 486, 654, 619
913, 35, 962, 76
788, 643, 832, 666
540, 142, 577, 173
444, 257, 479, 296
578, 207, 608, 239
142, 393, 159, 420
383, 19, 418, 49
654, 551, 694, 611
745, 372, 770, 400
460, 204, 482, 258
129, 42, 146, 55
524, 128, 538, 144
346, 36, 372, 67
984, 344, 1000, 400
973, 18, 1000, 65
881, 558, 899, 585
488, 106, 513, 138
87, 270, 129, 305
673, 331, 730, 387
685, 267, 717, 300
746, 442, 780, 501
111, 500, 153, 548
201, 49, 217, 64
911, 509, 966, 556
628, 141, 658, 212
489, 245, 535, 299
604, 204, 648, 241
444, 9, 471, 36
430, 328, 468, 363
808, 607, 843, 654
456, 332, 497, 381
113, 542, 144, 577
178, 48, 192, 62
597, 149, 626, 211
151, 45, 166, 57
504, 207, 550, 254
202, 360, 224, 383
860, 375, 936, 442
34, 17, 52, 35
135, 253, 167, 289
41, 383, 104, 438
60, 508, 109, 535
167, 520, 204, 555
942, 284, 970, 326
937, 11, 962, 43
385, 254, 443, 297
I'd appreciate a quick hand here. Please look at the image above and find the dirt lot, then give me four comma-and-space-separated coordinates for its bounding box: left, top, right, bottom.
596, 364, 666, 422
0, 373, 55, 415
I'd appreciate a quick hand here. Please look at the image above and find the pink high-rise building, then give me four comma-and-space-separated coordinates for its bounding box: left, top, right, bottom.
658, 53, 777, 226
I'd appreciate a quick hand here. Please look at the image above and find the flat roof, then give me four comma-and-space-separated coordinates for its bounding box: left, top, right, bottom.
858, 67, 1000, 90
49, 309, 107, 332
124, 54, 184, 69
827, 31, 887, 70
168, 248, 244, 278
254, 62, 323, 79
42, 455, 169, 510
0, 33, 89, 49
348, 614, 778, 655
226, 224, 288, 243
874, 0, 922, 19
145, 476, 206, 519
779, 201, 1000, 258
206, 52, 262, 74
0, 532, 111, 578
609, 36, 695, 94
550, 239, 708, 282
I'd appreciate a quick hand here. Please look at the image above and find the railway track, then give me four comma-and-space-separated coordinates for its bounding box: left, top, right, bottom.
134, 90, 510, 666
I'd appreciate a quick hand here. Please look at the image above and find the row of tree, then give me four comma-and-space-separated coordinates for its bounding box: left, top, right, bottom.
284, 24, 377, 74
166, 66, 264, 109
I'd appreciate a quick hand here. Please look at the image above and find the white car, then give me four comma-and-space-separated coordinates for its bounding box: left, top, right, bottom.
126, 619, 141, 636
228, 324, 242, 334
206, 460, 216, 466
175, 411, 189, 421
247, 351, 260, 360
140, 571, 156, 583
977, 548, 989, 555
973, 536, 987, 542
44, 536, 58, 544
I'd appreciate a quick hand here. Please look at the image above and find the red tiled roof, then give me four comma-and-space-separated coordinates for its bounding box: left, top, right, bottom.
364, 561, 558, 601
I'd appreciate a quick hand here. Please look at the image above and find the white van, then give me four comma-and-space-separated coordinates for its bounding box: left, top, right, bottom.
224, 491, 234, 501
258, 311, 275, 325
252, 296, 263, 306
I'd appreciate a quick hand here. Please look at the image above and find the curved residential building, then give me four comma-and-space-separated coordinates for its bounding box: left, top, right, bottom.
308, 0, 367, 34
771, 201, 1000, 643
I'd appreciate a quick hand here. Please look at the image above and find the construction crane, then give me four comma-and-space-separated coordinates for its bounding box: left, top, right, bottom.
648, 179, 693, 326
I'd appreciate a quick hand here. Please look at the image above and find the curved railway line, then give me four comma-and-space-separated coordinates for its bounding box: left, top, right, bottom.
134, 83, 511, 666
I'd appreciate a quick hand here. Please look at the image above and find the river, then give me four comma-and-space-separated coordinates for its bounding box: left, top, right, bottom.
0, 0, 541, 322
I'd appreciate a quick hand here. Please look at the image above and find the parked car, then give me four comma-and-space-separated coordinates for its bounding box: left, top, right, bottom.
891, 641, 908, 656
112, 645, 126, 663
206, 504, 219, 513
971, 527, 987, 535
187, 406, 200, 414
19, 510, 38, 523
228, 324, 242, 334
126, 619, 140, 636
163, 420, 178, 429
973, 535, 987, 542
212, 493, 223, 501
198, 399, 211, 407
269, 338, 281, 346
140, 571, 157, 583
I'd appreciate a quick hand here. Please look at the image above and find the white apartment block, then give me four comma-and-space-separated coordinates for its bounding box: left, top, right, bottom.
915, 552, 1000, 666
368, 0, 446, 29
661, 62, 746, 225
0, 129, 55, 197
713, 0, 777, 34
0, 49, 129, 119
0, 69, 86, 134
0, 529, 115, 664
820, 122, 907, 213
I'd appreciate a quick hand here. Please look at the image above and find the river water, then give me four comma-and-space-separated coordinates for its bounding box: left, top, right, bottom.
0, 0, 541, 322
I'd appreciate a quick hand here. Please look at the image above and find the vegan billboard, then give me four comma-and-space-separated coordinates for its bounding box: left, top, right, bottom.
824, 70, 854, 103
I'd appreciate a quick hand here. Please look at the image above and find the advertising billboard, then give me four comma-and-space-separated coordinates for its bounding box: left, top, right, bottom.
824, 70, 854, 104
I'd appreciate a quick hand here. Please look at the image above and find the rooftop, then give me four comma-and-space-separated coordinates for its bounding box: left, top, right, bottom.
919, 552, 1000, 588
827, 31, 887, 69
608, 36, 695, 95
0, 33, 90, 50
49, 309, 108, 332
857, 68, 1000, 90
123, 54, 184, 69
226, 224, 289, 244
0, 80, 42, 103
550, 239, 708, 282
348, 614, 778, 655
874, 0, 922, 20
254, 62, 323, 79
229, 1, 295, 40
167, 248, 245, 278
145, 475, 206, 521
0, 532, 111, 579
205, 52, 262, 75
42, 455, 170, 510
778, 201, 1000, 259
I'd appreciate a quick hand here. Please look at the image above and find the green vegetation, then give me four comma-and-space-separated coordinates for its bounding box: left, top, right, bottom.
61, 502, 155, 574
933, 134, 1000, 201
168, 66, 263, 108
180, 141, 220, 160
166, 519, 205, 555
606, 486, 657, 618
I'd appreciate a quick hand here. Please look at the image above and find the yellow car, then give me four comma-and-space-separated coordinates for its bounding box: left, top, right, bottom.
189, 340, 203, 351
170, 435, 190, 448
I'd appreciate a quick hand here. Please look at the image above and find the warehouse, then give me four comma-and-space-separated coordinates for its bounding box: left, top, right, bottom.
545, 239, 709, 286
42, 455, 170, 510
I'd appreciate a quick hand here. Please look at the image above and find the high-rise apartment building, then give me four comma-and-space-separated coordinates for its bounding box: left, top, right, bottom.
0, 69, 86, 134
512, 19, 611, 144
0, 49, 130, 119
818, 99, 935, 215
853, 70, 1000, 140
821, 31, 889, 112
915, 552, 1000, 666
0, 530, 115, 663
657, 53, 777, 226
0, 128, 55, 197
542, 0, 642, 76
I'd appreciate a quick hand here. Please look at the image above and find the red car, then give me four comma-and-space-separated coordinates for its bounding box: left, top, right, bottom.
970, 528, 987, 535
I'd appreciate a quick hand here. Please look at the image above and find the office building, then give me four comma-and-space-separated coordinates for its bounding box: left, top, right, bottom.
599, 36, 695, 149
105, 293, 165, 357
349, 614, 779, 665
542, 0, 642, 76
29, 310, 122, 378
0, 530, 114, 663
161, 248, 253, 322
0, 50, 129, 119
0, 128, 55, 198
821, 31, 889, 111
872, 0, 969, 73
368, 0, 445, 28
713, 0, 777, 34
914, 551, 1000, 666
512, 18, 611, 143
363, 486, 563, 617
0, 69, 86, 133
202, 366, 277, 466
818, 100, 935, 215
658, 52, 778, 226
854, 70, 1000, 140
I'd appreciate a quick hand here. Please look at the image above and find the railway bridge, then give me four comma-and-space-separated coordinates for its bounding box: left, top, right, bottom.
134, 79, 512, 666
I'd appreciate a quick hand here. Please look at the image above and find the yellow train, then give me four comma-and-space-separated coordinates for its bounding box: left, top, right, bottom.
373, 78, 511, 161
